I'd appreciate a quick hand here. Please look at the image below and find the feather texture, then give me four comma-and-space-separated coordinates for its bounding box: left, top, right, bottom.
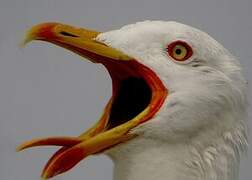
95, 21, 248, 180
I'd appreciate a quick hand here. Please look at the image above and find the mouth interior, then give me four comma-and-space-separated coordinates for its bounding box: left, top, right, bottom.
107, 77, 152, 130
47, 41, 159, 131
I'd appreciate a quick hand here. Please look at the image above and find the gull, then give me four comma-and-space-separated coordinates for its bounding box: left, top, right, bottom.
17, 21, 248, 180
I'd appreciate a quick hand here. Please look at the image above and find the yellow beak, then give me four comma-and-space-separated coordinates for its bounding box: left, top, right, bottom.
17, 22, 168, 179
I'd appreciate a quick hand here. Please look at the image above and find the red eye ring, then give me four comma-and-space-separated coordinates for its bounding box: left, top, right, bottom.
167, 40, 193, 62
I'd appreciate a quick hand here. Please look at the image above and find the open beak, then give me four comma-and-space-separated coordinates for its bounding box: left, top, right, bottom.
17, 22, 168, 179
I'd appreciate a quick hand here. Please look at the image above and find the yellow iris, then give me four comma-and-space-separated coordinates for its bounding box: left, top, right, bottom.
172, 44, 188, 60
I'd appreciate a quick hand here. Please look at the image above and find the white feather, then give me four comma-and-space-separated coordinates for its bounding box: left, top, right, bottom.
96, 21, 248, 180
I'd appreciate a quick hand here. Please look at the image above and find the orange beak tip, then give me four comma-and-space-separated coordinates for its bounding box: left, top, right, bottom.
41, 172, 52, 180
16, 143, 28, 152
19, 37, 30, 48
20, 29, 36, 48
41, 173, 54, 180
40, 176, 47, 180
16, 141, 33, 152
41, 146, 88, 179
20, 22, 58, 49
41, 166, 61, 179
16, 146, 23, 152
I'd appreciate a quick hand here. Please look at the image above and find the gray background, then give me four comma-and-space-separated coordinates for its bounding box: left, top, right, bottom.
0, 0, 251, 179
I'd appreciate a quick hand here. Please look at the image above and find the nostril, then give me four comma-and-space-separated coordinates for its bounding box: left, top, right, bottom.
59, 31, 79, 37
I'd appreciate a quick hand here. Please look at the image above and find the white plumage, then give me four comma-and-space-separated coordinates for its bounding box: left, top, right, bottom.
19, 20, 248, 180
96, 21, 248, 180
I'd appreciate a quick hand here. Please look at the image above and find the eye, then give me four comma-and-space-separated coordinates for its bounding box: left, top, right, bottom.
167, 41, 193, 62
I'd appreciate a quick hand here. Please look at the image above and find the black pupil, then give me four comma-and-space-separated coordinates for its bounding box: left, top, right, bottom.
175, 48, 182, 55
